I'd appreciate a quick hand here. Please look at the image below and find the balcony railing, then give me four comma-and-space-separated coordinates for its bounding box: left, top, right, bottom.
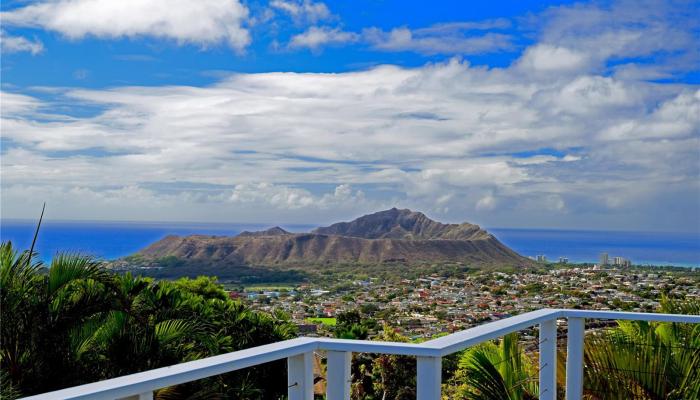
22, 309, 700, 400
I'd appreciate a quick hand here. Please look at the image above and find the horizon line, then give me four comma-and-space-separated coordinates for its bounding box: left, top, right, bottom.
2, 217, 698, 236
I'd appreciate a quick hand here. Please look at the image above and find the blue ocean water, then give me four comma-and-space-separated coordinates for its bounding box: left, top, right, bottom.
0, 220, 315, 264
0, 220, 698, 267
490, 228, 699, 267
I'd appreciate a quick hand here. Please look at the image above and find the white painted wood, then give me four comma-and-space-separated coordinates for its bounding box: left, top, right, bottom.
326, 351, 351, 400
539, 319, 557, 400
21, 337, 318, 400
21, 309, 700, 400
562, 309, 700, 323
116, 393, 152, 400
315, 337, 440, 356
416, 356, 441, 400
287, 352, 313, 400
565, 317, 585, 400
428, 308, 562, 356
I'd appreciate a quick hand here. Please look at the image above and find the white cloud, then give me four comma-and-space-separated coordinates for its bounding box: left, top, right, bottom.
283, 18, 514, 55
0, 31, 44, 55
270, 0, 332, 24
1, 0, 251, 51
0, 91, 43, 114
230, 183, 315, 209
475, 194, 497, 211
516, 44, 590, 73
2, 0, 699, 231
289, 26, 359, 50
227, 183, 369, 211
414, 19, 511, 34
363, 26, 513, 55
521, 0, 700, 77
599, 90, 700, 141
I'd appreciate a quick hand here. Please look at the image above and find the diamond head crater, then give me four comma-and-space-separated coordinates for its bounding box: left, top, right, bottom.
114, 208, 533, 283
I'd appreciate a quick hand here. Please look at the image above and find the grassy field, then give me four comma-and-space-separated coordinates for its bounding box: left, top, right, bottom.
305, 317, 337, 326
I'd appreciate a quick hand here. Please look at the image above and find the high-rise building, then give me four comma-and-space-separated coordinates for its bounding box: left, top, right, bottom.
613, 257, 632, 267
599, 252, 609, 266
559, 257, 568, 264
536, 255, 547, 263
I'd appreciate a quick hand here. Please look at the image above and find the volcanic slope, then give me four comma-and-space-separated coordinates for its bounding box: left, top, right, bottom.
137, 208, 529, 266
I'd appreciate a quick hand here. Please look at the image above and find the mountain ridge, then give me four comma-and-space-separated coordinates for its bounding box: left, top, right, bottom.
312, 208, 489, 240
133, 209, 530, 267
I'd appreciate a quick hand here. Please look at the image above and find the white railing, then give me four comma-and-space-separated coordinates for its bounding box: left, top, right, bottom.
22, 309, 700, 400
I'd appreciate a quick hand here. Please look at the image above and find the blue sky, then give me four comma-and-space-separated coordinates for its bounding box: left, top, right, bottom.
1, 0, 699, 232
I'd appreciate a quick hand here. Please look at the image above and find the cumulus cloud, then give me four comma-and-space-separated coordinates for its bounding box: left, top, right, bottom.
286, 19, 515, 55
1, 0, 699, 230
288, 26, 359, 50
2, 54, 698, 229
1, 0, 251, 51
516, 45, 591, 74
0, 31, 44, 55
521, 0, 700, 77
363, 27, 514, 55
475, 194, 497, 211
270, 0, 332, 24
230, 183, 315, 209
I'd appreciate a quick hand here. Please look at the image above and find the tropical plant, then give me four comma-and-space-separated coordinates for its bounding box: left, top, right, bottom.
370, 327, 417, 400
583, 297, 700, 400
451, 332, 538, 400
0, 240, 296, 399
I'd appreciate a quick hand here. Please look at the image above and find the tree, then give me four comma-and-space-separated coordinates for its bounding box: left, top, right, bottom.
0, 241, 296, 399
370, 327, 417, 400
449, 333, 538, 400
583, 297, 700, 399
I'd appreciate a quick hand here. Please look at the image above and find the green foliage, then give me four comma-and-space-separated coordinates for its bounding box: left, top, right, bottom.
583, 297, 700, 399
451, 333, 538, 400
156, 255, 185, 269
446, 298, 699, 400
349, 326, 416, 400
173, 275, 228, 300
0, 241, 295, 399
370, 327, 416, 400
337, 310, 362, 328
335, 310, 378, 340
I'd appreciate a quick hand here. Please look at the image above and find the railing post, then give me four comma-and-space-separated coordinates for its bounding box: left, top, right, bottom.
416, 356, 441, 399
565, 317, 585, 400
288, 352, 314, 400
326, 351, 351, 400
539, 318, 557, 400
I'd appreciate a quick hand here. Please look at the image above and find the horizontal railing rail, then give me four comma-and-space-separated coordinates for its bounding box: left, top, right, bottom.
22, 309, 700, 400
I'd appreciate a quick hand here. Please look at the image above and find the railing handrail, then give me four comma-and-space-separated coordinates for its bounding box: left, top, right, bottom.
21, 309, 700, 400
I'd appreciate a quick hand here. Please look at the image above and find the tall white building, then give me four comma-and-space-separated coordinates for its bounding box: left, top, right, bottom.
600, 252, 609, 266
613, 257, 631, 267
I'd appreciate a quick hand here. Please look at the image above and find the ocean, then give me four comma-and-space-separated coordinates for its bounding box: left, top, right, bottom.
1, 220, 698, 267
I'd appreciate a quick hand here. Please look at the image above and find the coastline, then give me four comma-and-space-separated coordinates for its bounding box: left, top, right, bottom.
1, 219, 698, 268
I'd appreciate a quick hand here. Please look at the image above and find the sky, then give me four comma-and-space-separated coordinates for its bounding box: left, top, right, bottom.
1, 0, 699, 232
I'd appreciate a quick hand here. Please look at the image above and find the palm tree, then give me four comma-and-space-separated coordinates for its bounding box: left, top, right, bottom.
452, 333, 539, 400
1, 241, 297, 399
583, 298, 700, 400
1, 241, 115, 395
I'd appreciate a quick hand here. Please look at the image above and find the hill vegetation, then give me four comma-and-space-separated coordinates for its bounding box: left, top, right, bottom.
0, 242, 295, 399
2, 240, 698, 399
121, 208, 530, 280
